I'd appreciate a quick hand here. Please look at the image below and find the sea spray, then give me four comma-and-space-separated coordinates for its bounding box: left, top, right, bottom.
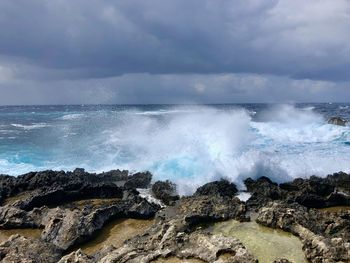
0, 104, 349, 195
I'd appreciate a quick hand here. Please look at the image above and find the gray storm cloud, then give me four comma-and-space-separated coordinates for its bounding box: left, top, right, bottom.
0, 0, 349, 104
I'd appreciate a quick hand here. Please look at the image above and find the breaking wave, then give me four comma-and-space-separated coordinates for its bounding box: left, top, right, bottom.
1, 104, 349, 194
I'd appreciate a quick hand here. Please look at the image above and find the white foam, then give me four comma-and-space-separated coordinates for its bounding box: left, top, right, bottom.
11, 123, 49, 130
236, 192, 251, 202
99, 105, 350, 194
59, 113, 84, 120
137, 188, 165, 207
2, 105, 350, 196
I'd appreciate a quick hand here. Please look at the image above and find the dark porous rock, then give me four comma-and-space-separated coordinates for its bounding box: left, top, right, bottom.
13, 183, 123, 211
95, 194, 255, 263
326, 171, 350, 193
0, 235, 62, 263
124, 171, 152, 189
244, 177, 285, 208
282, 174, 350, 208
194, 179, 238, 198
327, 116, 348, 126
256, 202, 350, 262
0, 169, 153, 209
245, 173, 350, 209
172, 195, 249, 225
151, 180, 179, 205
0, 175, 16, 205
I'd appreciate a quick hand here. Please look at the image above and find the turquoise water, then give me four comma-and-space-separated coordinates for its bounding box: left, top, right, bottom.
0, 103, 349, 194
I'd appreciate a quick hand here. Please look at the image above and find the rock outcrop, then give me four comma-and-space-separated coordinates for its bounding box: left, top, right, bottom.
0, 235, 62, 263
327, 117, 348, 126
0, 169, 349, 263
194, 180, 238, 198
256, 202, 350, 262
151, 180, 179, 205
95, 194, 255, 263
245, 173, 350, 209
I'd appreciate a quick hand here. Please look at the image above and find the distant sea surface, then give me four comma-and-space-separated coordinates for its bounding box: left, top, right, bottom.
0, 103, 349, 194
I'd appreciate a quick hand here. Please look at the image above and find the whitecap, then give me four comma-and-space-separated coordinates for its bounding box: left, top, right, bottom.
59, 113, 84, 120
11, 123, 49, 130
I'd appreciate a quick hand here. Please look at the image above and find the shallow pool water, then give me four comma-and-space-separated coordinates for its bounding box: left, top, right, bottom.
319, 206, 350, 213
211, 220, 308, 263
0, 228, 41, 243
80, 218, 154, 254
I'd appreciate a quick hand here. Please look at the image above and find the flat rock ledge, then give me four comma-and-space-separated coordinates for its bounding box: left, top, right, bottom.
0, 170, 349, 263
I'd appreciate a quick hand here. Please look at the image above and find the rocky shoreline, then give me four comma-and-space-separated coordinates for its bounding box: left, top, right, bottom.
0, 169, 349, 262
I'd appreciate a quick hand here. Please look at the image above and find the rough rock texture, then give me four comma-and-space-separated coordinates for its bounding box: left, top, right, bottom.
245, 177, 283, 208
58, 249, 95, 263
1, 169, 349, 263
280, 173, 350, 208
40, 193, 159, 250
0, 234, 62, 263
194, 180, 238, 198
95, 194, 255, 263
0, 169, 160, 262
245, 173, 350, 209
151, 180, 179, 205
0, 169, 152, 207
256, 202, 350, 262
327, 117, 348, 126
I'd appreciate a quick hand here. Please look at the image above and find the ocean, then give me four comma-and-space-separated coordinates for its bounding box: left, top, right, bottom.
0, 103, 349, 194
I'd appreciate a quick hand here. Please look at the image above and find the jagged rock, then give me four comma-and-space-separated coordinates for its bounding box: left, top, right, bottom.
0, 169, 349, 262
41, 197, 160, 250
152, 180, 179, 205
245, 173, 350, 209
124, 171, 152, 189
328, 117, 348, 126
159, 195, 249, 225
95, 193, 253, 263
244, 177, 285, 208
58, 249, 94, 263
194, 180, 238, 198
0, 235, 62, 263
0, 205, 48, 228
0, 169, 152, 207
12, 184, 123, 211
256, 202, 350, 262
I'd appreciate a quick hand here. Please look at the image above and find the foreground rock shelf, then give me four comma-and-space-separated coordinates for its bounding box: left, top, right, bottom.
0, 168, 349, 262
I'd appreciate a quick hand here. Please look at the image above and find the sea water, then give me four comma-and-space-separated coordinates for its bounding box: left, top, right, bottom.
0, 103, 349, 194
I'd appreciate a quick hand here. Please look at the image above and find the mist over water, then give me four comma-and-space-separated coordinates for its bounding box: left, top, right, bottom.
0, 104, 349, 194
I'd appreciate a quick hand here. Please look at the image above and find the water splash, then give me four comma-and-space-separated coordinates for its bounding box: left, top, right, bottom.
0, 104, 349, 195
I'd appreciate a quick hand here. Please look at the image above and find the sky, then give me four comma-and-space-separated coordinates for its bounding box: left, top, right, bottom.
0, 0, 350, 105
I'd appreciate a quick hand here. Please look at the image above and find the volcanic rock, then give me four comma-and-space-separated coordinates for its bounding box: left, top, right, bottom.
0, 235, 62, 263
327, 116, 348, 126
152, 180, 179, 205
194, 179, 238, 198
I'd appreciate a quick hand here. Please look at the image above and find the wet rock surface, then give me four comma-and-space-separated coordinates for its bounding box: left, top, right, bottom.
0, 234, 62, 263
246, 172, 350, 209
151, 180, 179, 205
327, 116, 348, 126
0, 169, 349, 262
244, 173, 350, 262
194, 180, 238, 198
